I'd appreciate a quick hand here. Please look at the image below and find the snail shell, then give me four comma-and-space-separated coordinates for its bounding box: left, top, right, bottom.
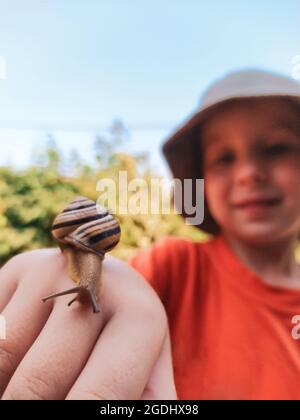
42, 196, 121, 313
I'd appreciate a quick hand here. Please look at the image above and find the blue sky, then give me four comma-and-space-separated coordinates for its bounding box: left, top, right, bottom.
0, 0, 299, 176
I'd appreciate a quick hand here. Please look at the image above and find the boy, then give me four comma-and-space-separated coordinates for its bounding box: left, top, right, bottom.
1, 69, 300, 400
130, 69, 300, 399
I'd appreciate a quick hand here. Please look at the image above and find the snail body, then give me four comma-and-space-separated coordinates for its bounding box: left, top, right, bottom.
42, 197, 121, 313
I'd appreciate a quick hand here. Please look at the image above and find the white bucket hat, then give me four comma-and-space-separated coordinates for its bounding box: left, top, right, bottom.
162, 69, 300, 235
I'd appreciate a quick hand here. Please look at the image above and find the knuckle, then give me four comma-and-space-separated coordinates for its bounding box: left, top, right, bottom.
0, 345, 17, 382
139, 293, 168, 326
7, 372, 53, 400
68, 387, 115, 400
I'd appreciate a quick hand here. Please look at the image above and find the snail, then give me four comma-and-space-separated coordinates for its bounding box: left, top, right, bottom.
42, 196, 121, 313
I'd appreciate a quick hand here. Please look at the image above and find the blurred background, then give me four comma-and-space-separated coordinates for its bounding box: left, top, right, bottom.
0, 0, 300, 265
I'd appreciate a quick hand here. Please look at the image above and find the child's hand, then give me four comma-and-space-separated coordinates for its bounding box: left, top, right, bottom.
0, 249, 177, 400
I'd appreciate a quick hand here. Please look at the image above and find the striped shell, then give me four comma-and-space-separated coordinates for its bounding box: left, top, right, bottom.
52, 196, 121, 257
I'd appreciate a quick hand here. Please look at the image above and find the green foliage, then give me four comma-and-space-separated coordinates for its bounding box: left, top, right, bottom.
0, 132, 208, 266
0, 161, 80, 264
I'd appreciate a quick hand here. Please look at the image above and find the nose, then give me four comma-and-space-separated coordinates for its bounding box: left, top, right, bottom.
234, 155, 267, 186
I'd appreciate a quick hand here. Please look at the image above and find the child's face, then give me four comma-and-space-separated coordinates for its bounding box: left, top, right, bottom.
201, 98, 300, 243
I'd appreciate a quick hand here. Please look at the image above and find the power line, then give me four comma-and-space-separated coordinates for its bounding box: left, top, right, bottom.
0, 120, 176, 133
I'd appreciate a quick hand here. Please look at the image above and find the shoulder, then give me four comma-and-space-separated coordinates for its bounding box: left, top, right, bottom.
129, 235, 207, 272
128, 236, 210, 299
130, 235, 196, 259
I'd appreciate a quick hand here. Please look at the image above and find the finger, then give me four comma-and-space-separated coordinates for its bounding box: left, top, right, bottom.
141, 329, 177, 400
0, 271, 53, 396
0, 248, 72, 396
66, 301, 167, 400
1, 293, 107, 400
0, 256, 20, 312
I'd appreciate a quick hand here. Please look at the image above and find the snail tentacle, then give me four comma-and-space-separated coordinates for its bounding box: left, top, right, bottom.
42, 287, 82, 302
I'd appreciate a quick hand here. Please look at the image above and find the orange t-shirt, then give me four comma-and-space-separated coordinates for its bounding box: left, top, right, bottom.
129, 234, 300, 400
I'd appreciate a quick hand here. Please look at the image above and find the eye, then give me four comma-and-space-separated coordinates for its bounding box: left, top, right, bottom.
264, 143, 293, 156
214, 152, 235, 165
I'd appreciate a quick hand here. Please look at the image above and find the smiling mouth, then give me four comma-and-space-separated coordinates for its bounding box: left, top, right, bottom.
234, 198, 282, 208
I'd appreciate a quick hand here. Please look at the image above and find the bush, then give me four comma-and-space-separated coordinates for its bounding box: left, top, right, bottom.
0, 142, 208, 266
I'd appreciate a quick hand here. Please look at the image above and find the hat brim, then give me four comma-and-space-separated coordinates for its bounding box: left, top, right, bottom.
162, 94, 300, 235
